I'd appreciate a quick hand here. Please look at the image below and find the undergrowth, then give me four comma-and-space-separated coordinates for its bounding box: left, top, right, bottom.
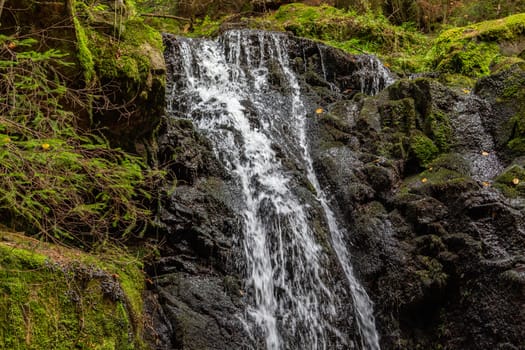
0, 35, 152, 245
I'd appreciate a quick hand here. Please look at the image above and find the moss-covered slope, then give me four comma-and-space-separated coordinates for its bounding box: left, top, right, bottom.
0, 230, 147, 349
431, 13, 525, 76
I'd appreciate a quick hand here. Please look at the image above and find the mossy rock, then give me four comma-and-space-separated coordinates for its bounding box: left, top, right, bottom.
431, 13, 525, 77
246, 3, 430, 73
379, 97, 417, 132
72, 0, 166, 149
415, 255, 448, 289
0, 231, 147, 350
409, 131, 440, 167
400, 166, 477, 198
494, 164, 525, 197
429, 153, 472, 176
423, 110, 452, 152
385, 78, 453, 156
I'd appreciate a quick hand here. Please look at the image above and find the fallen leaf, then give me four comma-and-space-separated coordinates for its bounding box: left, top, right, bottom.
462, 88, 471, 94
482, 181, 490, 187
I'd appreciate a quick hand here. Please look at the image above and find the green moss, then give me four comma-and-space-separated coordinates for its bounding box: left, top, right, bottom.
0, 232, 147, 350
73, 17, 95, 84
398, 163, 474, 198
72, 1, 164, 89
508, 111, 525, 154
431, 13, 525, 77
434, 40, 500, 77
415, 255, 448, 288
491, 56, 525, 74
438, 73, 476, 89
410, 132, 440, 166
502, 75, 525, 154
494, 164, 525, 197
424, 111, 452, 152
429, 153, 471, 175
379, 98, 417, 132
190, 16, 223, 37
248, 3, 430, 73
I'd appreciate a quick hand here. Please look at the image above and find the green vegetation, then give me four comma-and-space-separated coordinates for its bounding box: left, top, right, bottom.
410, 132, 440, 166
416, 255, 448, 289
73, 0, 164, 88
431, 13, 525, 76
0, 230, 146, 350
424, 111, 453, 152
494, 165, 525, 197
0, 35, 152, 244
250, 3, 431, 73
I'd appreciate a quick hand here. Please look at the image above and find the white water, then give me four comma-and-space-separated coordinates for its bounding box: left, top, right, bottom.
166, 29, 388, 349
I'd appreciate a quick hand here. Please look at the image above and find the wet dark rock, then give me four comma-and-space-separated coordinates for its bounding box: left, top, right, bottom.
474, 64, 525, 158
146, 113, 246, 348
310, 65, 525, 349
150, 31, 524, 350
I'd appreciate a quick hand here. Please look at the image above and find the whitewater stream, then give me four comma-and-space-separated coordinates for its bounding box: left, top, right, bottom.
165, 29, 393, 350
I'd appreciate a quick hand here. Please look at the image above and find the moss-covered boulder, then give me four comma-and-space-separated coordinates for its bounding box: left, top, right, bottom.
373, 78, 454, 168
72, 0, 166, 150
431, 13, 525, 77
0, 230, 147, 349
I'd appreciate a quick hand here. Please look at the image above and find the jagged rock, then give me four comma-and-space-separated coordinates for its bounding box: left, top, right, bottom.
153, 30, 525, 350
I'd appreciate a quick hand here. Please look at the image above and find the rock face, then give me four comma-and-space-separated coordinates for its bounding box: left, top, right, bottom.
150, 30, 524, 349
311, 67, 525, 349
145, 118, 248, 349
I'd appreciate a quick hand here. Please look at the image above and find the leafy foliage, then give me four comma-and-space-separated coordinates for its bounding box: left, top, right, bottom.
0, 35, 151, 245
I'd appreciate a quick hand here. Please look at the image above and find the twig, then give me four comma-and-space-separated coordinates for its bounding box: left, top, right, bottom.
140, 13, 191, 22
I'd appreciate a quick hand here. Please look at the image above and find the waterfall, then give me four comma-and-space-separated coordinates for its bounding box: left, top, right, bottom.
165, 29, 389, 349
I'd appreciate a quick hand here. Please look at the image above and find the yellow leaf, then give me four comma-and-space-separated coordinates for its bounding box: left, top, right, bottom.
512, 178, 520, 185
481, 151, 489, 156
421, 178, 428, 183
41, 143, 50, 150
482, 181, 490, 187
462, 88, 471, 94
315, 108, 324, 114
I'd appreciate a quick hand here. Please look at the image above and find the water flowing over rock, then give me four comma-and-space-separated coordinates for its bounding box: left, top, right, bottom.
148, 29, 524, 350
157, 29, 393, 349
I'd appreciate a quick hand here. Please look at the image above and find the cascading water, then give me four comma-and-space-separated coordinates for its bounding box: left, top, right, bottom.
165, 29, 391, 349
